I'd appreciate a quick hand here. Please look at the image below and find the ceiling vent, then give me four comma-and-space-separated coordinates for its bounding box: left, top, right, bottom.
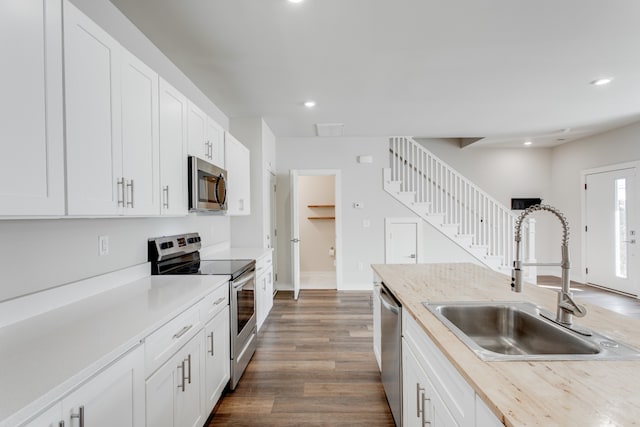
315, 123, 344, 137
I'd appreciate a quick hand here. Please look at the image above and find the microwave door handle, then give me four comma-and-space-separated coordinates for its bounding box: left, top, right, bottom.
216, 174, 227, 206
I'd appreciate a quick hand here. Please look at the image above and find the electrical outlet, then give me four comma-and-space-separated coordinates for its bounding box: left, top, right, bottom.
362, 219, 370, 228
358, 261, 364, 271
98, 235, 109, 256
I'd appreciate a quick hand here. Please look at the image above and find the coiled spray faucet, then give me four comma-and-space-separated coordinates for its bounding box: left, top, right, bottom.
512, 204, 587, 332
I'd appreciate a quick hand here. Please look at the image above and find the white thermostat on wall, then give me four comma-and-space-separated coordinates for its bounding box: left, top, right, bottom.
354, 202, 364, 209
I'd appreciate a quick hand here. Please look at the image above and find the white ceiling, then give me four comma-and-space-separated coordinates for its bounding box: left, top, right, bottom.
110, 0, 640, 147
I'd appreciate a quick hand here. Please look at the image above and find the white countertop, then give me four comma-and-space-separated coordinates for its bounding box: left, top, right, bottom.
0, 274, 229, 426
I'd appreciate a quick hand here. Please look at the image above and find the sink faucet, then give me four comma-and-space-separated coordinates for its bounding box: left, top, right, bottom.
511, 204, 587, 330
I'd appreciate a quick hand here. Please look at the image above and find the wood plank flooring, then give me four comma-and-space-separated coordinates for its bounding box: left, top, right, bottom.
208, 290, 394, 427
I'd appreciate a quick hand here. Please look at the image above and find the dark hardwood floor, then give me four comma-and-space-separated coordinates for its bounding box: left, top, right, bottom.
208, 290, 394, 427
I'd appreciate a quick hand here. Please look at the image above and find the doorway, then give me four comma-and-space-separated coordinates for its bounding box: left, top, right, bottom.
584, 163, 639, 296
385, 217, 423, 264
290, 170, 342, 299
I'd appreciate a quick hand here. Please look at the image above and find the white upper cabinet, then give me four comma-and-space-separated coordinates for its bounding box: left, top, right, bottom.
0, 0, 64, 216
225, 133, 251, 215
206, 117, 225, 168
65, 1, 160, 216
64, 0, 123, 215
120, 49, 160, 216
159, 79, 188, 216
187, 102, 207, 162
187, 102, 224, 168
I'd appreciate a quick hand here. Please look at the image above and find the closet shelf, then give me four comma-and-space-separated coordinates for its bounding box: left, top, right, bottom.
307, 216, 335, 220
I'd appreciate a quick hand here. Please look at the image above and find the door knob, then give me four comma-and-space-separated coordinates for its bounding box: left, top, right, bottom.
291, 238, 301, 243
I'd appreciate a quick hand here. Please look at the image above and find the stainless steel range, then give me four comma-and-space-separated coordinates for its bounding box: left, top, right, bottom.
148, 232, 257, 390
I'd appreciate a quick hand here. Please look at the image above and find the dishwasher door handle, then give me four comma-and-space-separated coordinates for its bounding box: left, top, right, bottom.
379, 286, 400, 314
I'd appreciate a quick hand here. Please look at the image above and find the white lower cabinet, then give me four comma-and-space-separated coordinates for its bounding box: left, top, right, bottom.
372, 278, 381, 371
403, 340, 459, 427
24, 345, 145, 427
401, 311, 504, 427
202, 307, 230, 413
146, 330, 205, 427
256, 253, 274, 331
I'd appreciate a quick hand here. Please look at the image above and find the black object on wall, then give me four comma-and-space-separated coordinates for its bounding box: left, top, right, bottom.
511, 198, 542, 210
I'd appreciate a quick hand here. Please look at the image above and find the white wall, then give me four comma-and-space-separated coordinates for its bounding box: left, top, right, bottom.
0, 0, 232, 302
550, 120, 640, 282
276, 137, 478, 290
0, 215, 229, 302
298, 175, 336, 271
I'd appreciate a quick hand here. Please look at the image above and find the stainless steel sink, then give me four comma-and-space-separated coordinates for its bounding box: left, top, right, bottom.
423, 301, 640, 361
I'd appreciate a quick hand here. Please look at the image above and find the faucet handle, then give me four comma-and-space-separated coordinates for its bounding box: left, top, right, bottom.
559, 292, 587, 318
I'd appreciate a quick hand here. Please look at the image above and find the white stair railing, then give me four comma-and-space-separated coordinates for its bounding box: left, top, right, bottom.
388, 136, 535, 277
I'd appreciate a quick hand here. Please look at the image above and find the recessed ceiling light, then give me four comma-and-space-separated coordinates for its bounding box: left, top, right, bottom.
523, 141, 533, 146
591, 78, 613, 86
288, 0, 304, 3
304, 100, 316, 108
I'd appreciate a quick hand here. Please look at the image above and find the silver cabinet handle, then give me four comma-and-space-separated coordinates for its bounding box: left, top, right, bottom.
117, 178, 125, 207
162, 186, 170, 209
422, 395, 431, 426
416, 383, 425, 418
213, 297, 225, 306
59, 421, 65, 427
208, 332, 215, 356
126, 179, 134, 208
177, 360, 186, 392
186, 354, 192, 384
173, 324, 193, 339
70, 406, 84, 427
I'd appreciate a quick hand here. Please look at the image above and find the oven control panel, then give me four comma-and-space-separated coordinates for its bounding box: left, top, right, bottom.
148, 233, 202, 262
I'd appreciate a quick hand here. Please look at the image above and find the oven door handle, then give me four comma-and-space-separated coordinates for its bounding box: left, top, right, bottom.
232, 273, 255, 289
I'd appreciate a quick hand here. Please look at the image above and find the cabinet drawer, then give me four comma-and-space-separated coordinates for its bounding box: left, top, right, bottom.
145, 303, 202, 377
200, 283, 229, 324
403, 310, 475, 427
255, 253, 272, 276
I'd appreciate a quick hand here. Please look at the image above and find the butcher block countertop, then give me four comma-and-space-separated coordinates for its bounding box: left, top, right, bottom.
371, 263, 640, 427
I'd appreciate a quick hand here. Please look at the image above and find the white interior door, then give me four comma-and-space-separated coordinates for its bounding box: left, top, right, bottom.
385, 218, 422, 264
290, 170, 301, 299
585, 167, 638, 296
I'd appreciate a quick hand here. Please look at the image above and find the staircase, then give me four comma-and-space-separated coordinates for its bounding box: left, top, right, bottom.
384, 136, 536, 281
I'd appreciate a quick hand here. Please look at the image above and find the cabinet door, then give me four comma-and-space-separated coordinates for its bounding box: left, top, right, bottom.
372, 283, 381, 371
147, 330, 204, 427
159, 79, 188, 216
203, 307, 230, 414
22, 403, 62, 427
225, 133, 251, 215
403, 339, 461, 427
187, 102, 207, 161
256, 271, 267, 331
64, 0, 123, 215
206, 118, 225, 168
120, 49, 160, 216
0, 0, 64, 216
61, 345, 145, 427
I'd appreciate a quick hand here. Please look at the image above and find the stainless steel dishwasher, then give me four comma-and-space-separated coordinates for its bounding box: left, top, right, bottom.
379, 283, 402, 426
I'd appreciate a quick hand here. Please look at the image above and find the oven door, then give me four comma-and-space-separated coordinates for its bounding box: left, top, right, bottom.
230, 267, 257, 389
188, 156, 227, 212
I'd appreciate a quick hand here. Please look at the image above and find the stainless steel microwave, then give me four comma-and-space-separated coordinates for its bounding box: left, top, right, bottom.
188, 156, 227, 212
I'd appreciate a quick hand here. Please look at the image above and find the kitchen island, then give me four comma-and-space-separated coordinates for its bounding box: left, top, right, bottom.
372, 262, 640, 426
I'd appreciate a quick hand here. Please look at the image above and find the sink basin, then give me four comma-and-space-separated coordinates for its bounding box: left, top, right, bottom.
423, 301, 640, 361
